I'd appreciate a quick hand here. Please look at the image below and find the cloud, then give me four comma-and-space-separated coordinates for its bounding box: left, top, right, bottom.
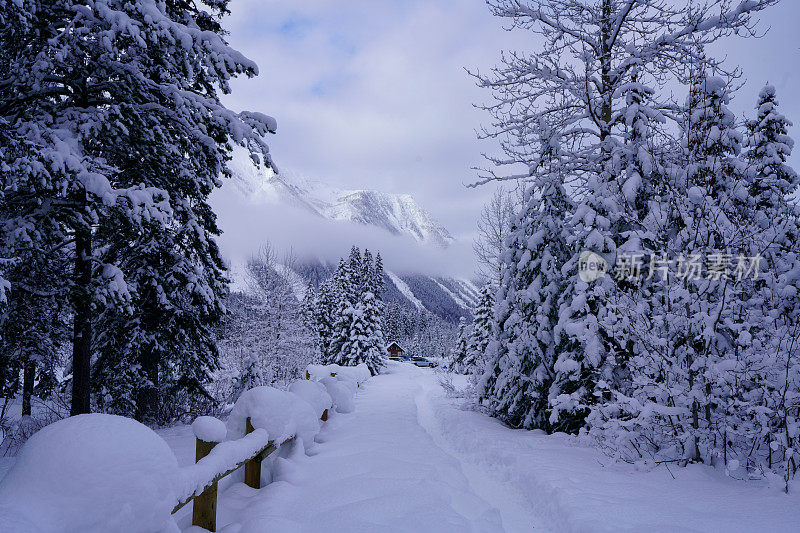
215, 0, 800, 276
210, 181, 478, 279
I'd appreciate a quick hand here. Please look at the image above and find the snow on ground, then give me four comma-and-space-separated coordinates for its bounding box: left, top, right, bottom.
208, 362, 508, 532
3, 363, 798, 532
417, 373, 800, 532
196, 362, 798, 533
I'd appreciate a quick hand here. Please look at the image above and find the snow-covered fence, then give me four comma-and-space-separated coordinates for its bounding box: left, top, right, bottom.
0, 364, 370, 533
172, 416, 298, 530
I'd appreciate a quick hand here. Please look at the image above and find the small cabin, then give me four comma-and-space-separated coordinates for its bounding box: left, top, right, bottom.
387, 342, 405, 358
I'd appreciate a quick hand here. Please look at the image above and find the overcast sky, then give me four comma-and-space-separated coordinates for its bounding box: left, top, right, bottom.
216, 0, 800, 274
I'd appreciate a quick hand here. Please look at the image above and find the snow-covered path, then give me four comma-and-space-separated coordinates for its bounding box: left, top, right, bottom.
210, 363, 542, 532
175, 362, 799, 533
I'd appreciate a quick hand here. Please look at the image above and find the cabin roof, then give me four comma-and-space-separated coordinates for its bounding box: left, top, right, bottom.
386, 341, 404, 352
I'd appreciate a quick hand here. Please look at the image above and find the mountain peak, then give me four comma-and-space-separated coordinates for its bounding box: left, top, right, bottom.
228, 148, 454, 248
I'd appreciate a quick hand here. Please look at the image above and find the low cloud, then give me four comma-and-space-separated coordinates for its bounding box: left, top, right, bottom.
211, 181, 478, 280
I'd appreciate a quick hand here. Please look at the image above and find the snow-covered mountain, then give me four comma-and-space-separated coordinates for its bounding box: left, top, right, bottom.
289, 258, 479, 323
228, 149, 454, 248
226, 149, 478, 321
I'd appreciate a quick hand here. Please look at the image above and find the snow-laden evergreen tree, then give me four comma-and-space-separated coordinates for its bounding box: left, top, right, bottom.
480, 127, 574, 430
314, 247, 387, 372
464, 284, 494, 376
312, 277, 338, 362
335, 291, 385, 375
745, 84, 799, 216
0, 0, 276, 416
475, 0, 778, 435
0, 243, 69, 416
448, 317, 471, 374
328, 256, 358, 364
373, 252, 386, 298
742, 85, 800, 485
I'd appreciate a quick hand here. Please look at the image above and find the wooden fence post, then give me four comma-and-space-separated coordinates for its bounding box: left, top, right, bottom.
192, 438, 218, 531
244, 418, 261, 489
305, 370, 310, 380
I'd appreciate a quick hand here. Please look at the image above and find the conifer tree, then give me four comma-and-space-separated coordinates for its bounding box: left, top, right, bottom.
0, 0, 276, 416
480, 128, 573, 430
448, 317, 471, 374
465, 284, 494, 375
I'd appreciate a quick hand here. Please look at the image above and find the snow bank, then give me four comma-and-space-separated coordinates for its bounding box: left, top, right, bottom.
288, 380, 333, 418
320, 376, 355, 414
0, 414, 179, 533
306, 363, 370, 384
227, 386, 320, 445
192, 416, 227, 443
415, 375, 800, 533
336, 363, 371, 384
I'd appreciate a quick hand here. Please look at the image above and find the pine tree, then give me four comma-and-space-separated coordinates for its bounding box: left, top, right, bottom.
328, 257, 358, 364
373, 252, 386, 298
475, 0, 776, 437
0, 0, 276, 416
448, 317, 471, 374
480, 129, 573, 430
465, 284, 494, 375
746, 84, 799, 217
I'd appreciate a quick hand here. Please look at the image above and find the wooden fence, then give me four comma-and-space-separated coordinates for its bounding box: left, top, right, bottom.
173, 371, 339, 531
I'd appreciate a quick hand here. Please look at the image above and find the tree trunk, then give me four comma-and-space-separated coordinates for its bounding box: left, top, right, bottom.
70, 226, 93, 416
22, 356, 35, 416
136, 346, 160, 424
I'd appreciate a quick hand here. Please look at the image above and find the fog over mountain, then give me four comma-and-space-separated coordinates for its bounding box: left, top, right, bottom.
211, 148, 480, 321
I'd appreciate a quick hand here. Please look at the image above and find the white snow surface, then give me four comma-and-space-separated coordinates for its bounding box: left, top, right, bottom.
306, 363, 370, 384
320, 376, 356, 414
288, 380, 333, 418
192, 416, 227, 443
227, 386, 320, 446
177, 428, 272, 505
191, 363, 799, 532
4, 366, 797, 532
0, 414, 180, 533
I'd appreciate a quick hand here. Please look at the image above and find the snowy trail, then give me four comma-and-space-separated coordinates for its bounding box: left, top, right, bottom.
210, 363, 533, 532
176, 362, 800, 532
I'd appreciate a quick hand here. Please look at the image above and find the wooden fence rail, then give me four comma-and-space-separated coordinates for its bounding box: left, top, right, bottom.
173, 408, 328, 532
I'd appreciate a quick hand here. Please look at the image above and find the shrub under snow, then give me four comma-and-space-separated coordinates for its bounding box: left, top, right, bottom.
0, 414, 179, 533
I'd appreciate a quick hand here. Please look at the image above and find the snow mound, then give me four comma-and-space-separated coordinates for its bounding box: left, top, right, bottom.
192, 416, 227, 443
227, 386, 320, 445
0, 414, 179, 533
288, 380, 333, 417
306, 363, 370, 384
337, 363, 371, 383
320, 376, 356, 414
